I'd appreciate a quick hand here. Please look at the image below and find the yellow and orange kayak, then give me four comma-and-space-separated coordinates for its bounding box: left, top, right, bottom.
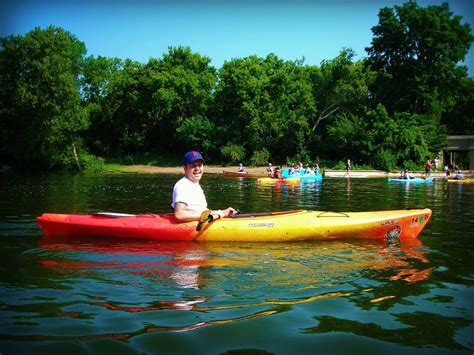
257, 177, 300, 184
37, 208, 431, 242
447, 178, 474, 183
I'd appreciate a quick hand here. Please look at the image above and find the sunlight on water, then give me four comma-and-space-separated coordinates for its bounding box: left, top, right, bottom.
0, 173, 473, 353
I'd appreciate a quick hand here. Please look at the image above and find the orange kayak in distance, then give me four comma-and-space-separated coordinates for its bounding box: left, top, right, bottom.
223, 170, 271, 178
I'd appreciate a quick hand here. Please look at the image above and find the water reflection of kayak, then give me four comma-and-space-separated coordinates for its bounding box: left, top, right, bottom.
37, 208, 432, 242
37, 238, 434, 296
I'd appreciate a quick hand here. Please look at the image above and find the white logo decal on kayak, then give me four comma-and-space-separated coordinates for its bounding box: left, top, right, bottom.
248, 222, 275, 228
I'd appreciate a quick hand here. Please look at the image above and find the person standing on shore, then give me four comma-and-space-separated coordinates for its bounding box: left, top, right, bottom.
425, 159, 433, 178
171, 151, 236, 222
346, 159, 351, 177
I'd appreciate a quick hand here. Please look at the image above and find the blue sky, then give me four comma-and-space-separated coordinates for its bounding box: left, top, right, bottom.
2, 0, 473, 75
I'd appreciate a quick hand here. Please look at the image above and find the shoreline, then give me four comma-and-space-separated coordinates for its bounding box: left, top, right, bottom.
118, 165, 466, 178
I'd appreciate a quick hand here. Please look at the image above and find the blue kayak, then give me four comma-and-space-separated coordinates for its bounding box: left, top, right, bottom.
282, 168, 323, 181
388, 177, 434, 183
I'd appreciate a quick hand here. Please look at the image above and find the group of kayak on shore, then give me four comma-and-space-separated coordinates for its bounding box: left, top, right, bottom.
238, 157, 467, 181
240, 162, 322, 179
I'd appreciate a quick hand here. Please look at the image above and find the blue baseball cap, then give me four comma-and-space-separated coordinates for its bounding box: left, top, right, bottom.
183, 151, 204, 165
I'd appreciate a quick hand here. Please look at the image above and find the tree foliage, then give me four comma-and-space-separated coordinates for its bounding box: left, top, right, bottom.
0, 1, 472, 171
1, 26, 87, 169
309, 49, 375, 160
442, 77, 474, 134
327, 105, 447, 170
366, 1, 473, 115
215, 54, 315, 163
81, 46, 217, 157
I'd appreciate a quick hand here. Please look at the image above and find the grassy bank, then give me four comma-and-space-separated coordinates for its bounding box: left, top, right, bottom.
81, 151, 448, 175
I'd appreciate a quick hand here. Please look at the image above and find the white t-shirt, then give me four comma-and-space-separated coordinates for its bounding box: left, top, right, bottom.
171, 176, 208, 213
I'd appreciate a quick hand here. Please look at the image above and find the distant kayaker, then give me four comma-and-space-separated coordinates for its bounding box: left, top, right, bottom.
454, 171, 464, 180
266, 163, 274, 174
171, 151, 236, 222
402, 169, 411, 180
313, 162, 320, 174
272, 166, 282, 178
444, 164, 450, 177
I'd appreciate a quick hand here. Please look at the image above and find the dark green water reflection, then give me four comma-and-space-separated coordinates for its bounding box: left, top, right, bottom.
0, 172, 473, 354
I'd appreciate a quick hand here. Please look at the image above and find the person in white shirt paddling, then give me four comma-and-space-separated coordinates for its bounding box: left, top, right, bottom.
171, 151, 236, 222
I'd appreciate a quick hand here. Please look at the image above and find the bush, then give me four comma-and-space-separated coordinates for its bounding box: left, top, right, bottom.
373, 149, 397, 171
403, 161, 424, 172
221, 143, 246, 164
80, 153, 106, 172
329, 160, 376, 170
331, 161, 347, 170
250, 149, 271, 166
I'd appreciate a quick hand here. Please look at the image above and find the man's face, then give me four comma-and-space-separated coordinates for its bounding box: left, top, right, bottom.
184, 160, 204, 183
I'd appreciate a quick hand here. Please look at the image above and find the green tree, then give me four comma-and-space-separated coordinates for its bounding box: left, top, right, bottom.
149, 46, 217, 153
81, 55, 124, 155
310, 49, 373, 133
0, 26, 88, 169
80, 46, 217, 157
308, 49, 375, 160
442, 76, 474, 134
327, 104, 446, 169
215, 54, 315, 163
365, 1, 473, 115
81, 57, 148, 157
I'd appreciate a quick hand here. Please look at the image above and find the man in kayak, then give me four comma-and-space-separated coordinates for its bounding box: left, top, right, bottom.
272, 166, 282, 178
172, 151, 236, 222
402, 169, 411, 179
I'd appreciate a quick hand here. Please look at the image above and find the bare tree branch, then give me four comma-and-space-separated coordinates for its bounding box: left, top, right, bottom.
312, 104, 340, 132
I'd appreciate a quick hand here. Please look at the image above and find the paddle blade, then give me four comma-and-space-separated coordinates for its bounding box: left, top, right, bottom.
196, 210, 212, 231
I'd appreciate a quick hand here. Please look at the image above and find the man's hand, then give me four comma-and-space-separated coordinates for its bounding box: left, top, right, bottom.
211, 207, 236, 219
223, 207, 236, 216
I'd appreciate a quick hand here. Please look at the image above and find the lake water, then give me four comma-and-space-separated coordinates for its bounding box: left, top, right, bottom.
0, 172, 473, 354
